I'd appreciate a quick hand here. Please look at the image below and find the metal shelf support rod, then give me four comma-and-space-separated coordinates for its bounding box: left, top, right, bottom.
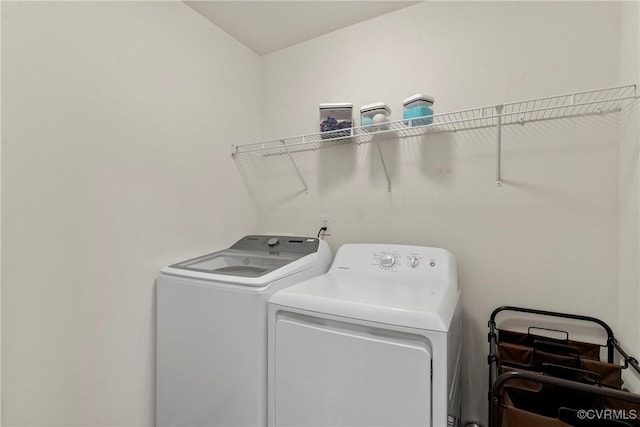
496, 105, 503, 186
281, 139, 308, 194
374, 140, 392, 192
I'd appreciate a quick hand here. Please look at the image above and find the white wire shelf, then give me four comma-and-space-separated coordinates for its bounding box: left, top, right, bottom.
231, 84, 638, 191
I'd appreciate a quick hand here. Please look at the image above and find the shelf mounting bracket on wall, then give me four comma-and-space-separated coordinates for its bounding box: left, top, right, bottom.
281, 139, 308, 193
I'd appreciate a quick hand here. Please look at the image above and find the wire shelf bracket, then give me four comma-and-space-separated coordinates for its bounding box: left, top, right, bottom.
281, 139, 308, 193
374, 139, 392, 192
495, 105, 504, 187
231, 84, 638, 192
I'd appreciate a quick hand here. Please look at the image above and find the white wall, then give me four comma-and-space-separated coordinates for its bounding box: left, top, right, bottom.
1, 2, 260, 425
256, 2, 623, 423
0, 0, 3, 423
619, 0, 640, 393
1, 1, 636, 426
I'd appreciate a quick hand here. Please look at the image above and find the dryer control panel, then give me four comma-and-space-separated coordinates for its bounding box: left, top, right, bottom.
330, 244, 457, 285
372, 250, 434, 271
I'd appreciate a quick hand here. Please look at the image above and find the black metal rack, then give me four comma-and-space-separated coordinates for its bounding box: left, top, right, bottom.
488, 306, 640, 427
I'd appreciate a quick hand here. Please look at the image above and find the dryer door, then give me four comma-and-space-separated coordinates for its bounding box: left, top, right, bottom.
273, 314, 432, 426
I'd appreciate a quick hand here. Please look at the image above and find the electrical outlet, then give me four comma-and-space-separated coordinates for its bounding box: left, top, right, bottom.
320, 216, 331, 229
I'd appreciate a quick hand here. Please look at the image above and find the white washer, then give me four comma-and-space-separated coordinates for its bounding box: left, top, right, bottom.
268, 243, 461, 427
156, 235, 332, 427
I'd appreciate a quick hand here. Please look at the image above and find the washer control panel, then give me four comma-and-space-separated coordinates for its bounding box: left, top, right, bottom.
230, 235, 320, 254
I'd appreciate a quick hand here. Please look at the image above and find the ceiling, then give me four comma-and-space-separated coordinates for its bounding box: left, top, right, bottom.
184, 1, 419, 55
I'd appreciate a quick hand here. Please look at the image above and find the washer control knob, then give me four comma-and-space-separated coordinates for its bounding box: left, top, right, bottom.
267, 237, 279, 247
380, 253, 395, 268
408, 256, 419, 268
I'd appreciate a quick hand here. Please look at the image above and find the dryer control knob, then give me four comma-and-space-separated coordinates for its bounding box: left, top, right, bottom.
267, 237, 279, 247
408, 256, 419, 268
380, 254, 395, 268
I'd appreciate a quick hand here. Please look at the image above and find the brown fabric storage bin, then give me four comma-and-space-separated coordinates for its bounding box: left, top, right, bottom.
500, 390, 571, 427
498, 352, 623, 390
540, 363, 604, 388
500, 366, 543, 392
498, 329, 601, 360
500, 384, 636, 425
500, 381, 640, 427
497, 344, 623, 388
496, 328, 623, 390
533, 348, 581, 370
505, 381, 603, 419
581, 358, 623, 389
498, 371, 637, 427
500, 405, 570, 427
490, 308, 640, 427
498, 342, 533, 368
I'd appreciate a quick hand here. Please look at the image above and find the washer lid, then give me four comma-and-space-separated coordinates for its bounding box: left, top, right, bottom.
269, 271, 459, 332
161, 235, 328, 286
169, 249, 304, 278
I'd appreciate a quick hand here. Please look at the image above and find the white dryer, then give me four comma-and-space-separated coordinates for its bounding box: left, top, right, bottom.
268, 243, 461, 427
156, 235, 332, 427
